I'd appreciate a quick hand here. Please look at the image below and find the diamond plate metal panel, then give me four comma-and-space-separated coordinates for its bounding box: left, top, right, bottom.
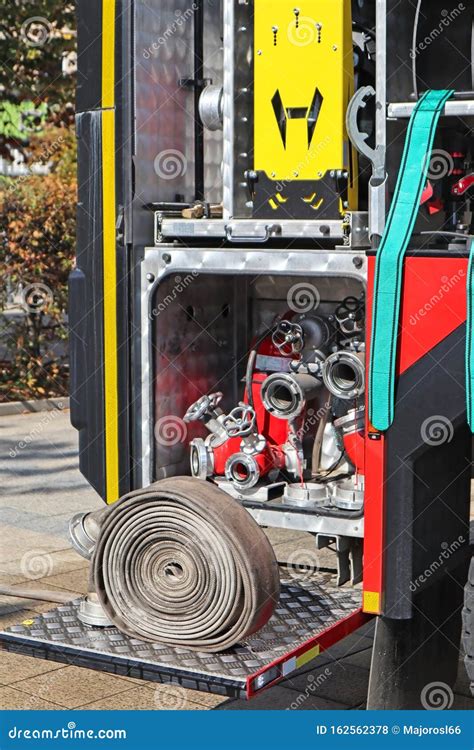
0, 571, 361, 697
223, 0, 253, 218
135, 0, 223, 206
151, 273, 246, 478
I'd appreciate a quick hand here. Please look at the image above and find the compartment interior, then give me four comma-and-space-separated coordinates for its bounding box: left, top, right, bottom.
151, 272, 365, 479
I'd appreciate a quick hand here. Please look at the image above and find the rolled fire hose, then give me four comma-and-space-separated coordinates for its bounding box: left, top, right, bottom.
92, 477, 280, 652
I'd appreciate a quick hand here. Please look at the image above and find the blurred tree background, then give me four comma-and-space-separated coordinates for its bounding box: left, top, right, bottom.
0, 0, 76, 401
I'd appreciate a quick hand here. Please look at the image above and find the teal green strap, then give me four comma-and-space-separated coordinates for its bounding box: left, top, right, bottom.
369, 89, 454, 432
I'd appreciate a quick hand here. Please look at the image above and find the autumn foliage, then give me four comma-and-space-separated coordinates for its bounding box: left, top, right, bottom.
0, 127, 76, 401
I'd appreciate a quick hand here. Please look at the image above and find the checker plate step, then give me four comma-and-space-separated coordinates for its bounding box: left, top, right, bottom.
0, 570, 364, 698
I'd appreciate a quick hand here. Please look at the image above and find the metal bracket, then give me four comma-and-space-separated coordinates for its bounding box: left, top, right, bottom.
346, 86, 387, 241
346, 86, 384, 180
316, 534, 363, 586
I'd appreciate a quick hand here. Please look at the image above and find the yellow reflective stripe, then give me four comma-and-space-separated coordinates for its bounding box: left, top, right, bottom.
296, 644, 320, 669
102, 0, 119, 504
102, 0, 115, 109
363, 591, 381, 614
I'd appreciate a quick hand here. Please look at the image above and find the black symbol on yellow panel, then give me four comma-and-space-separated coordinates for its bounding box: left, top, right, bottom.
271, 88, 324, 148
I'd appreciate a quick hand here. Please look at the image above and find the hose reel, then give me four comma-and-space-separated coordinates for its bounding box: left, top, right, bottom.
89, 477, 280, 652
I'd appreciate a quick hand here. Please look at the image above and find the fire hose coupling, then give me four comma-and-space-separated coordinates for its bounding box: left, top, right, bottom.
261, 372, 322, 420
189, 438, 214, 480
225, 453, 261, 489
78, 591, 114, 629
322, 350, 365, 400
284, 482, 329, 508
68, 507, 109, 560
331, 475, 365, 512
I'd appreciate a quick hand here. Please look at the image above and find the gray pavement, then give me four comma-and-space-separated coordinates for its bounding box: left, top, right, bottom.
0, 409, 472, 710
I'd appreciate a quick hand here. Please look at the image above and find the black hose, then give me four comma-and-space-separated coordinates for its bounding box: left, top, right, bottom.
245, 349, 257, 410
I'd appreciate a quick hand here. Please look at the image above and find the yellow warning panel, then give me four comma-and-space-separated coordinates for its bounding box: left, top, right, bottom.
254, 0, 356, 209
363, 590, 382, 614
296, 644, 320, 669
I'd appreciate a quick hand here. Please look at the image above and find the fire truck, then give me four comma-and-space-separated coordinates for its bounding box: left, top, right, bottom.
2, 0, 473, 709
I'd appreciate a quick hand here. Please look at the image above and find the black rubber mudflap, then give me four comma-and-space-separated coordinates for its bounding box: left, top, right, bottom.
368, 326, 471, 709
368, 559, 469, 709
462, 557, 474, 697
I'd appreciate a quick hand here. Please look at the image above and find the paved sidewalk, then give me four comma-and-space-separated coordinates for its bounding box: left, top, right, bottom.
0, 410, 472, 710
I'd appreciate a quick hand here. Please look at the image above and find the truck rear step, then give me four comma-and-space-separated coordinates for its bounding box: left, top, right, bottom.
0, 568, 370, 699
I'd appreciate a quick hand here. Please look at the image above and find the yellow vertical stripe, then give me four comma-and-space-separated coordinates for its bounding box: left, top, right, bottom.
102, 0, 116, 109
102, 0, 119, 503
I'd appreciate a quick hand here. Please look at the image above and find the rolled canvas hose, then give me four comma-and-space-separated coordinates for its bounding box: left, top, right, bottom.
92, 477, 280, 652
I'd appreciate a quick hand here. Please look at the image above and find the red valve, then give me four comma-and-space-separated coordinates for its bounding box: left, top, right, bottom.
451, 173, 474, 197
420, 181, 434, 205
